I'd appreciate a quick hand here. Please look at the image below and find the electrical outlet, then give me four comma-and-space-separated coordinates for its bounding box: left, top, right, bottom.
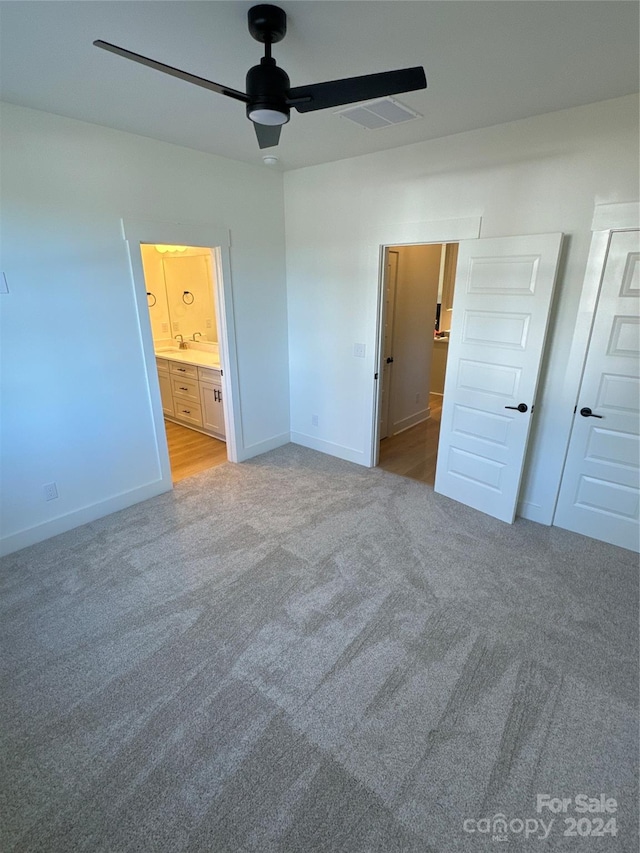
161, 322, 169, 333
353, 342, 366, 358
173, 322, 180, 331
43, 482, 58, 501
311, 414, 319, 427
206, 318, 212, 328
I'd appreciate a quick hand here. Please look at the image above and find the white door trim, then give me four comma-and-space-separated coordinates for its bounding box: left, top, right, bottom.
121, 219, 241, 491
369, 217, 482, 466
591, 201, 640, 231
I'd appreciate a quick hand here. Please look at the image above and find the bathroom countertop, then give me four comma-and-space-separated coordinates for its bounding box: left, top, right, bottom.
155, 348, 221, 369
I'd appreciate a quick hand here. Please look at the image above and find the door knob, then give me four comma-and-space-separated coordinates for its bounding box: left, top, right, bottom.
580, 407, 603, 418
504, 403, 528, 413
386, 357, 394, 364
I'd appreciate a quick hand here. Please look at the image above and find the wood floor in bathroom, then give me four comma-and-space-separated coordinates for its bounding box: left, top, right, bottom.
164, 420, 227, 483
378, 394, 443, 486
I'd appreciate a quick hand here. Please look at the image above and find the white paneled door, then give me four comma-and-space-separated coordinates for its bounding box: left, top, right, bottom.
435, 234, 563, 523
554, 230, 640, 552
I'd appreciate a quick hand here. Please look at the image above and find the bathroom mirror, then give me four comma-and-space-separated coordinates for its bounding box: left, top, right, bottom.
140, 244, 218, 344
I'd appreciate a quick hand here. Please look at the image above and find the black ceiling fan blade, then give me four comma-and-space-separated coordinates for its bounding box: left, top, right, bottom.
288, 66, 426, 113
93, 40, 249, 103
253, 122, 282, 149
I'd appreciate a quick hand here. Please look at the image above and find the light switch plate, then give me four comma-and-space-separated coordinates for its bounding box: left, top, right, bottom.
353, 343, 366, 358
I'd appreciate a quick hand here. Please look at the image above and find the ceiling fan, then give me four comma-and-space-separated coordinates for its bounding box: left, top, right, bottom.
94, 4, 427, 150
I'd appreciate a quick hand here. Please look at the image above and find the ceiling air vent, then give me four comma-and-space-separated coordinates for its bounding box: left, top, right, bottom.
336, 97, 422, 129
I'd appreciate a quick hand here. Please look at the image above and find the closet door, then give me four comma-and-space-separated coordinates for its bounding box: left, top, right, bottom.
435, 233, 563, 523
554, 230, 640, 552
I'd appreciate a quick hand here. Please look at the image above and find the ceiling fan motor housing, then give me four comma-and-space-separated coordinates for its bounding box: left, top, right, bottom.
246, 59, 291, 124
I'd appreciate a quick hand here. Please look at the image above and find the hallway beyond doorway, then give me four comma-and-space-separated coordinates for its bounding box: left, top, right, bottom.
378, 393, 442, 486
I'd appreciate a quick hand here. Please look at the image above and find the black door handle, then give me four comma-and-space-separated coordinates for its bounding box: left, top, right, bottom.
386, 357, 394, 364
580, 407, 603, 418
505, 403, 528, 413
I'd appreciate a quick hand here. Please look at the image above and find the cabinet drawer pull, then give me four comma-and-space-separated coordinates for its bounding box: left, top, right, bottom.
179, 386, 188, 391
177, 368, 187, 372
181, 409, 191, 414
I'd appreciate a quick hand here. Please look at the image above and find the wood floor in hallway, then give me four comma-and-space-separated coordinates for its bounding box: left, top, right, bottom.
378, 394, 442, 486
164, 420, 227, 483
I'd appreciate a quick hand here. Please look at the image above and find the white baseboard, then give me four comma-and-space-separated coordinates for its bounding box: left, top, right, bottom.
290, 432, 368, 466
0, 480, 171, 558
391, 408, 430, 436
235, 431, 291, 462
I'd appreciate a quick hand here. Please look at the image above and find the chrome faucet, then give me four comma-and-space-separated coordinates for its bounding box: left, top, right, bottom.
191, 332, 203, 341
174, 334, 188, 349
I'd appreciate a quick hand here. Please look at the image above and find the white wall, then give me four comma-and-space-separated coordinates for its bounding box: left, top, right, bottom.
0, 103, 289, 555
285, 95, 640, 523
389, 244, 440, 434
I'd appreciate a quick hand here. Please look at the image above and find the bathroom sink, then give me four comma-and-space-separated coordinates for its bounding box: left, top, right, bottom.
155, 346, 220, 368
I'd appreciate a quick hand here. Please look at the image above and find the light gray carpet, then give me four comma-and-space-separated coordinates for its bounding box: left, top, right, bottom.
1, 443, 638, 852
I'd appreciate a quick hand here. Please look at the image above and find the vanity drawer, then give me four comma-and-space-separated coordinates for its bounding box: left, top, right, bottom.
173, 399, 203, 428
171, 376, 200, 403
199, 366, 222, 383
169, 361, 198, 379
156, 357, 170, 373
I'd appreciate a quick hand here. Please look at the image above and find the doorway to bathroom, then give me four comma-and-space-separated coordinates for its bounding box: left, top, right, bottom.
123, 218, 240, 495
376, 242, 457, 486
140, 243, 228, 483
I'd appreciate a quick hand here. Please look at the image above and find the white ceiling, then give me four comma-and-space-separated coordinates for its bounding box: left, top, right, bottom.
1, 1, 638, 171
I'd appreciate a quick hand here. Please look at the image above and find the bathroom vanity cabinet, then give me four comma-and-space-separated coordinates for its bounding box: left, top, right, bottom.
155, 355, 225, 440
156, 359, 175, 417
199, 367, 225, 438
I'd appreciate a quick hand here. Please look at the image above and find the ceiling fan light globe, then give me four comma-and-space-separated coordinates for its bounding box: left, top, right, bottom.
249, 108, 289, 126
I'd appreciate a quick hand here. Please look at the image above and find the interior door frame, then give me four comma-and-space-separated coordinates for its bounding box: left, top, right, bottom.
122, 218, 241, 492
370, 217, 482, 467
379, 248, 399, 440
551, 200, 640, 523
